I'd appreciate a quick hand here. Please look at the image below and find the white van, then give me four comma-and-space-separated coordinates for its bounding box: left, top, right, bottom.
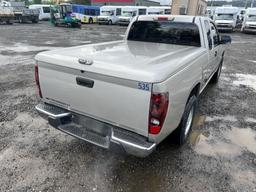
147, 6, 171, 15
29, 4, 50, 20
97, 6, 122, 25
118, 6, 147, 26
214, 6, 240, 32
241, 8, 256, 33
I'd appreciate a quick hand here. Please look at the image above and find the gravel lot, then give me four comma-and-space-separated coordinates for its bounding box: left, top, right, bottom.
0, 22, 256, 192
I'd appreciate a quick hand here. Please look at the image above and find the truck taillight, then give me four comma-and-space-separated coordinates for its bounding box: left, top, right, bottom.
35, 64, 42, 98
149, 92, 169, 135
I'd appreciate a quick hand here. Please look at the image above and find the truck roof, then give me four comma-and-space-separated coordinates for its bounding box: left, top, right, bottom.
137, 15, 201, 23
246, 8, 256, 15
215, 7, 240, 14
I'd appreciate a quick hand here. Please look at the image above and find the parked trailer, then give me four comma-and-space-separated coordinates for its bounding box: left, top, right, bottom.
0, 6, 14, 24
72, 5, 100, 24
118, 6, 147, 26
214, 6, 240, 32
29, 4, 51, 21
97, 6, 122, 25
147, 6, 171, 15
4, 1, 39, 23
241, 8, 256, 33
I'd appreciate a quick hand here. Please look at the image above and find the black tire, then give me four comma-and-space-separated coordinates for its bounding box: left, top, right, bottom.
6, 20, 13, 25
210, 57, 223, 84
89, 18, 93, 24
108, 20, 112, 25
19, 17, 23, 23
174, 95, 197, 145
32, 19, 38, 23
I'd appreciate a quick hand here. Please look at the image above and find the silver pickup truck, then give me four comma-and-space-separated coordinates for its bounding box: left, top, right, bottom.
35, 15, 231, 157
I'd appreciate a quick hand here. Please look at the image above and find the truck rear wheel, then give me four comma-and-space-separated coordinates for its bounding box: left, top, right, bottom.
174, 95, 197, 145
210, 57, 223, 84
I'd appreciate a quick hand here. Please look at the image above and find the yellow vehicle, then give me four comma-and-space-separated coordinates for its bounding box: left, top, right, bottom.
72, 5, 100, 24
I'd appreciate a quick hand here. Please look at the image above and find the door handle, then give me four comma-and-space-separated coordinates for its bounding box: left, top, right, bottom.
76, 77, 94, 88
215, 51, 218, 57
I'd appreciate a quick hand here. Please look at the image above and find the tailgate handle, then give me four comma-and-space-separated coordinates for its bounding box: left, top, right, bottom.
76, 77, 94, 88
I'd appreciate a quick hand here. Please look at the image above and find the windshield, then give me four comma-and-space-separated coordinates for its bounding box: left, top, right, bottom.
148, 12, 161, 15
128, 21, 201, 47
101, 11, 113, 16
216, 14, 233, 20
61, 5, 72, 13
122, 11, 136, 17
248, 15, 256, 21
43, 7, 50, 13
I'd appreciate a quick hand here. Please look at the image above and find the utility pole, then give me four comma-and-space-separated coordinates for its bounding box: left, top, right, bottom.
245, 0, 248, 8
251, 0, 255, 7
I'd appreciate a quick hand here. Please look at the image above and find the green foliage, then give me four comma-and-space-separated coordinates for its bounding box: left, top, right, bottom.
71, 0, 91, 5
33, 0, 42, 4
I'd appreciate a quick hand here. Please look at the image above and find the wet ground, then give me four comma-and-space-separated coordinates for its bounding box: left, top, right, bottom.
0, 22, 256, 192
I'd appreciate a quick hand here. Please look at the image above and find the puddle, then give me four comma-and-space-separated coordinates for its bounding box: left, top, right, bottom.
205, 115, 237, 122
193, 115, 206, 127
0, 54, 34, 66
189, 130, 209, 145
245, 117, 256, 123
248, 60, 256, 63
0, 43, 61, 53
191, 127, 256, 157
0, 43, 64, 66
233, 73, 256, 91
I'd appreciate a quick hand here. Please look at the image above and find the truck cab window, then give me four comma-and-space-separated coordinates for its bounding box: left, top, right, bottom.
210, 23, 219, 47
128, 21, 201, 47
204, 20, 213, 49
138, 9, 146, 15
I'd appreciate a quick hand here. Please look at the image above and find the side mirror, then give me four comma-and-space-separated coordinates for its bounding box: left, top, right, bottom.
220, 35, 232, 44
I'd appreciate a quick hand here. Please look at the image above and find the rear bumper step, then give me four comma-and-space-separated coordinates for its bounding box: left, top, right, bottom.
36, 103, 156, 157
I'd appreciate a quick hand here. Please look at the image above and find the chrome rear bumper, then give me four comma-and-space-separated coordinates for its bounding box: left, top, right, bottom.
35, 103, 156, 157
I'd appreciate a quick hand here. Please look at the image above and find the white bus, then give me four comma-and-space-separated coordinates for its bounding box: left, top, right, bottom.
214, 6, 240, 32
241, 8, 256, 33
29, 4, 50, 21
147, 6, 171, 15
118, 6, 147, 26
97, 6, 122, 25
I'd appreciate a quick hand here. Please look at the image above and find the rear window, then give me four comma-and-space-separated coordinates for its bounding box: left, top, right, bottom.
43, 7, 50, 13
128, 21, 201, 47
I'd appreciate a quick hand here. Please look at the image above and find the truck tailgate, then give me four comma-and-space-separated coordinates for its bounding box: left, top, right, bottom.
38, 62, 151, 137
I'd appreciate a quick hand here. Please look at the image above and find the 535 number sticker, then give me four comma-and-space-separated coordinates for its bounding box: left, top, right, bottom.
138, 82, 150, 91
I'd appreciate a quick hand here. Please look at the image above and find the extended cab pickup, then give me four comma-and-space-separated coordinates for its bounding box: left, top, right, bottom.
35, 15, 231, 157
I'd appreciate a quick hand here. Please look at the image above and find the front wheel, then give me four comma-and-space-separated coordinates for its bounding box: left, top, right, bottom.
175, 95, 197, 145
108, 20, 112, 25
19, 17, 23, 23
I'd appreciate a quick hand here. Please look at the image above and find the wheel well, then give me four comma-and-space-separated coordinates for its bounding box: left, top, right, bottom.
188, 83, 200, 99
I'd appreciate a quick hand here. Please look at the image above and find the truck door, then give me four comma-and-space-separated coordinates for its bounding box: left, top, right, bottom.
209, 22, 222, 72
203, 20, 214, 84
